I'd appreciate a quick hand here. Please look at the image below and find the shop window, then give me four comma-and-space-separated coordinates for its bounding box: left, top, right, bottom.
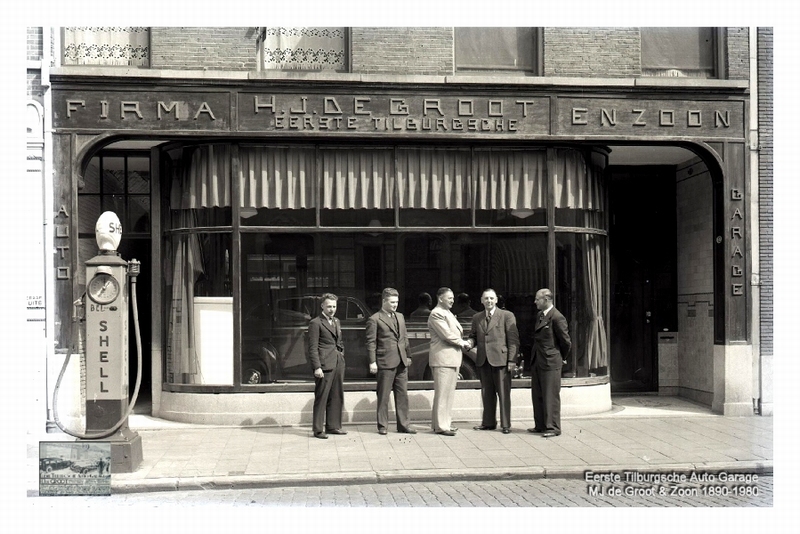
62, 27, 149, 67
556, 233, 608, 379
79, 153, 151, 237
257, 27, 347, 71
553, 149, 606, 229
239, 232, 550, 384
640, 27, 719, 78
164, 143, 610, 386
455, 27, 539, 74
396, 147, 472, 226
474, 149, 548, 227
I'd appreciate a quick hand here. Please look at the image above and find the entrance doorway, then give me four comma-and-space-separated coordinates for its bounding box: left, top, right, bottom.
608, 166, 677, 392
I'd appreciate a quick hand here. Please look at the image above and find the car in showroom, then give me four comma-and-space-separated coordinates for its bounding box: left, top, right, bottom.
241, 295, 478, 384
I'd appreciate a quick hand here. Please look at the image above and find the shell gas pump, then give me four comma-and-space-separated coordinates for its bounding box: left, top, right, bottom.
53, 211, 143, 473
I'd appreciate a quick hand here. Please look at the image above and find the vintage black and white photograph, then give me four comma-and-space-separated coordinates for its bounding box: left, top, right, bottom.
39, 441, 111, 496
6, 0, 797, 531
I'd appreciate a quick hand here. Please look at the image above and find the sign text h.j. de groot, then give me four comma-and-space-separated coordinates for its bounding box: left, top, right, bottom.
52, 90, 745, 139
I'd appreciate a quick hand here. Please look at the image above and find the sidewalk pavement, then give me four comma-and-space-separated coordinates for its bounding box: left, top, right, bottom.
29, 396, 772, 495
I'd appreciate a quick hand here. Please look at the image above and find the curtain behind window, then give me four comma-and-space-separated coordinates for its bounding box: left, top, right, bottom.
474, 150, 546, 210
62, 27, 149, 66
321, 148, 395, 209
554, 149, 605, 211
179, 145, 601, 212
641, 27, 715, 77
455, 27, 535, 71
240, 146, 316, 209
397, 148, 471, 209
261, 27, 346, 70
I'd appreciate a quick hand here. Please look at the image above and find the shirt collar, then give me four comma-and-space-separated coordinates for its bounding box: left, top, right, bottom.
542, 305, 554, 317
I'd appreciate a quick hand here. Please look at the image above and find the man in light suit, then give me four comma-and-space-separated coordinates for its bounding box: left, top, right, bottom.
467, 289, 520, 434
427, 287, 471, 436
528, 288, 571, 438
366, 288, 417, 435
307, 293, 347, 439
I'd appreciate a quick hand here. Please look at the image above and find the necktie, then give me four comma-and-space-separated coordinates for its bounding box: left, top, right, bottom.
486, 312, 491, 327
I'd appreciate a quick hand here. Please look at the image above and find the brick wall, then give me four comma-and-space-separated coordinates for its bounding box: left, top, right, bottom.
543, 27, 641, 77
758, 28, 773, 360
676, 158, 715, 404
150, 27, 258, 70
351, 27, 453, 75
27, 27, 44, 104
727, 27, 750, 80
27, 27, 42, 62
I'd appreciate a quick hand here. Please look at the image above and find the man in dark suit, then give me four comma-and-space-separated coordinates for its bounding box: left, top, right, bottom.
307, 293, 347, 439
527, 288, 571, 438
467, 289, 520, 434
366, 288, 417, 435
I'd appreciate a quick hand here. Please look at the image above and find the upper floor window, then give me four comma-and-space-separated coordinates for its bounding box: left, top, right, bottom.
640, 27, 719, 78
455, 27, 539, 75
258, 27, 347, 71
62, 27, 149, 67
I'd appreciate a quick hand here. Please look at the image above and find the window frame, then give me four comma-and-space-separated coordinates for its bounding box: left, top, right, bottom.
639, 27, 726, 79
454, 27, 542, 76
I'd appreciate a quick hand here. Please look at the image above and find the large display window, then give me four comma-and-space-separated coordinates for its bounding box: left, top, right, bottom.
161, 143, 608, 387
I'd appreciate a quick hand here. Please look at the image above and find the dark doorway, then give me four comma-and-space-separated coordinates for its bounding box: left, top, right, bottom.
608, 166, 677, 392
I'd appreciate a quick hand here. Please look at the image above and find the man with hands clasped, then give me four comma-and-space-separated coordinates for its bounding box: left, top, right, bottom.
366, 288, 417, 435
466, 289, 520, 434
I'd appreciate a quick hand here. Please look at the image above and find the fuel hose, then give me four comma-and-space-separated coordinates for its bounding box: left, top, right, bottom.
52, 272, 143, 439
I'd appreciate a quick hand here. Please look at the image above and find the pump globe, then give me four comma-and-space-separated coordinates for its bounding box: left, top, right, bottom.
95, 211, 122, 252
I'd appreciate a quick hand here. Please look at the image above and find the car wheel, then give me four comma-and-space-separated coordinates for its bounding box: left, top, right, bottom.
243, 368, 262, 384
458, 359, 478, 381
45, 466, 53, 473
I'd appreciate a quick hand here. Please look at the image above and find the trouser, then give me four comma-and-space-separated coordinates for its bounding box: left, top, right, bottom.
531, 365, 561, 433
312, 354, 345, 434
478, 361, 512, 429
431, 366, 458, 432
376, 362, 411, 431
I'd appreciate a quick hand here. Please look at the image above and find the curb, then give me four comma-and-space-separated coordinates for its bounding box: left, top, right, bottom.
109, 461, 773, 494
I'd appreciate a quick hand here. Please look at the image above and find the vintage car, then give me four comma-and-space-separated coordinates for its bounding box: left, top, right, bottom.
241, 295, 478, 384
70, 459, 102, 474
39, 457, 72, 473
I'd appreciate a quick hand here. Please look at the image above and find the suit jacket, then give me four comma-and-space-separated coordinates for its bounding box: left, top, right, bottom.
427, 305, 464, 368
469, 308, 520, 367
532, 307, 571, 370
307, 314, 344, 371
366, 310, 411, 369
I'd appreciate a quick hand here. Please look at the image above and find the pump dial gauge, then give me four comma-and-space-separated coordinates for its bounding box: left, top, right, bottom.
88, 272, 121, 305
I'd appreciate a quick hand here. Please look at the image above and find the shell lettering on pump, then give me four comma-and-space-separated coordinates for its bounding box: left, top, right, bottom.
95, 211, 122, 252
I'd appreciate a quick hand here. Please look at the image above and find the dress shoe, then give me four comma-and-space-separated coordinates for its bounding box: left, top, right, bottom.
542, 431, 561, 438
314, 432, 328, 439
327, 428, 348, 435
527, 428, 545, 434
450, 427, 458, 432
473, 425, 497, 431
435, 430, 456, 436
378, 428, 387, 435
398, 428, 417, 434
502, 428, 511, 434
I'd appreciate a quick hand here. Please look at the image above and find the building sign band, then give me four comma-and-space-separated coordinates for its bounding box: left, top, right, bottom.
53, 90, 745, 139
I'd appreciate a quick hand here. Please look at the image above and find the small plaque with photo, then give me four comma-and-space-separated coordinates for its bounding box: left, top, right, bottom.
39, 441, 111, 496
